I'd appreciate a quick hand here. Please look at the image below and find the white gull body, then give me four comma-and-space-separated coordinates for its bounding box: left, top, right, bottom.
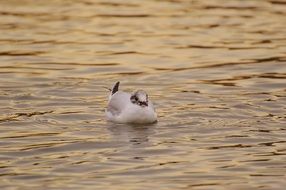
105, 82, 157, 124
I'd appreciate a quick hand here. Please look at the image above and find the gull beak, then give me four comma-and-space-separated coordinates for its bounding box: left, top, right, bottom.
139, 101, 148, 107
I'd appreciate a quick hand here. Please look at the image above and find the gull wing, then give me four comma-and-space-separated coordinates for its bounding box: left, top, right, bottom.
112, 81, 120, 95
107, 91, 130, 115
108, 81, 120, 100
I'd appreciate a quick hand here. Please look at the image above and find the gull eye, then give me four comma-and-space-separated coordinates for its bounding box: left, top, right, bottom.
134, 96, 138, 101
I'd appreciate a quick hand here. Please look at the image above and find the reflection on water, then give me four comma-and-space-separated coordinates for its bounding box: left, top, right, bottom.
0, 0, 286, 189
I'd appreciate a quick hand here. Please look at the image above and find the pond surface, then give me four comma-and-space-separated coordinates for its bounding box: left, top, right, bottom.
0, 0, 286, 189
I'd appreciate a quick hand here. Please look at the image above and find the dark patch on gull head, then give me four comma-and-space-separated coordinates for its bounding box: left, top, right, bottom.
130, 90, 149, 107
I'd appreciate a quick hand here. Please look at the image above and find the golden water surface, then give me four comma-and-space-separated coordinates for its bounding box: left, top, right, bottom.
0, 0, 286, 189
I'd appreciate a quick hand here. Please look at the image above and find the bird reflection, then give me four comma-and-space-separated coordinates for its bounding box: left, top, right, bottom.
106, 122, 156, 145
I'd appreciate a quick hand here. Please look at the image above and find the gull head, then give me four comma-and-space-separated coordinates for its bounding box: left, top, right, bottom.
130, 90, 148, 107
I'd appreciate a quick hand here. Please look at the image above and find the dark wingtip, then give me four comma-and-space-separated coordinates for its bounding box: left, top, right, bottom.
112, 81, 120, 95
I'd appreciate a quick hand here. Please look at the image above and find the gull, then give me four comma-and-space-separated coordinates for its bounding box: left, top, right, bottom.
105, 81, 157, 124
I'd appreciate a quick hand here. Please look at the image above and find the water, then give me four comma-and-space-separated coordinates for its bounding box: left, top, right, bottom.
0, 0, 286, 189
